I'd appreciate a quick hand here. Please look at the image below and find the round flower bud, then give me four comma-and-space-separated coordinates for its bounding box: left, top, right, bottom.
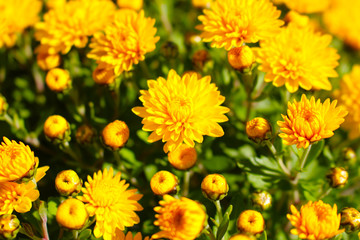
0, 94, 8, 116
327, 167, 348, 188
192, 49, 210, 70
55, 170, 82, 196
0, 214, 20, 239
192, 0, 212, 8
101, 120, 129, 150
75, 125, 95, 144
237, 210, 265, 235
229, 234, 253, 240
150, 171, 179, 196
201, 174, 229, 201
284, 11, 310, 28
56, 198, 88, 230
92, 66, 116, 85
160, 41, 179, 59
251, 190, 272, 210
246, 117, 272, 143
341, 207, 360, 233
168, 144, 197, 170
36, 52, 61, 71
46, 68, 72, 92
117, 0, 143, 10
342, 147, 357, 166
43, 115, 70, 142
228, 46, 255, 72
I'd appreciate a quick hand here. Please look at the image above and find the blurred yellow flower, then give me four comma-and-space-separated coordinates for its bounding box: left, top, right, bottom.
113, 231, 149, 240
132, 70, 230, 153
77, 168, 143, 240
153, 195, 206, 240
150, 171, 179, 196
0, 137, 39, 182
101, 120, 130, 150
117, 0, 143, 10
0, 0, 42, 48
229, 234, 253, 240
46, 68, 72, 92
277, 95, 347, 149
197, 0, 283, 50
168, 144, 197, 170
0, 95, 8, 116
237, 210, 265, 235
256, 23, 339, 93
56, 198, 88, 230
287, 200, 344, 239
192, 0, 212, 8
35, 0, 116, 55
323, 0, 360, 50
92, 66, 116, 85
276, 0, 330, 13
46, 0, 66, 9
335, 65, 360, 139
88, 9, 159, 77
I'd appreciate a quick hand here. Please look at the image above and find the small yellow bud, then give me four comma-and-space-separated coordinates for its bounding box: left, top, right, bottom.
341, 207, 360, 233
75, 125, 95, 144
150, 171, 179, 196
36, 52, 61, 71
201, 174, 229, 201
192, 49, 210, 70
229, 234, 254, 240
44, 115, 71, 142
92, 66, 116, 85
237, 210, 265, 235
56, 198, 88, 230
251, 190, 272, 210
0, 95, 8, 116
0, 214, 20, 239
160, 41, 179, 59
342, 147, 357, 165
192, 0, 212, 8
168, 144, 197, 170
284, 11, 310, 28
55, 170, 82, 196
228, 46, 255, 72
101, 120, 129, 150
46, 68, 72, 92
327, 167, 348, 188
117, 0, 143, 10
246, 117, 272, 143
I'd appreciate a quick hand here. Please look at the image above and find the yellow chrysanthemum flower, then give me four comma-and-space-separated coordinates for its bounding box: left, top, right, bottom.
113, 230, 150, 240
87, 9, 159, 77
0, 137, 39, 183
237, 210, 265, 235
201, 174, 229, 201
77, 168, 143, 240
55, 169, 82, 196
56, 198, 88, 230
0, 0, 42, 48
153, 195, 206, 240
276, 0, 330, 13
287, 200, 344, 239
197, 0, 283, 50
168, 144, 197, 170
132, 70, 230, 153
323, 0, 360, 50
35, 0, 116, 55
150, 171, 179, 196
277, 94, 347, 149
256, 23, 339, 93
46, 68, 72, 92
335, 65, 360, 139
101, 120, 130, 150
0, 166, 49, 215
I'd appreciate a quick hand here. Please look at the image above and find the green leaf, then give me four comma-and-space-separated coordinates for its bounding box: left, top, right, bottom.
305, 140, 325, 167
216, 205, 231, 240
79, 229, 92, 240
203, 156, 236, 172
144, 164, 158, 181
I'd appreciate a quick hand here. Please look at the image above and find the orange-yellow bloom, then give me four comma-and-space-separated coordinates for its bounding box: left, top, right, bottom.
287, 200, 344, 239
197, 0, 283, 50
46, 68, 72, 92
56, 198, 88, 230
101, 120, 130, 150
256, 23, 339, 93
201, 174, 229, 201
237, 210, 265, 235
87, 9, 159, 77
77, 168, 143, 240
168, 144, 197, 170
132, 69, 230, 153
150, 171, 179, 196
277, 95, 347, 148
113, 230, 150, 240
0, 137, 39, 182
153, 195, 206, 240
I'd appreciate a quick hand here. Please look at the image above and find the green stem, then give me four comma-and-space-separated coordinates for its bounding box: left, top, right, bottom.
72, 230, 79, 240
263, 230, 268, 240
214, 200, 223, 223
182, 171, 191, 197
292, 145, 312, 185
265, 141, 291, 177
204, 225, 216, 240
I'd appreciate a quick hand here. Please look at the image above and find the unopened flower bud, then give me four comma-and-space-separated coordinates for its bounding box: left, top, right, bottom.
117, 0, 143, 10
228, 46, 255, 73
101, 120, 129, 150
0, 95, 8, 116
37, 52, 61, 70
340, 207, 360, 233
75, 125, 95, 144
201, 174, 229, 201
160, 41, 179, 59
251, 190, 272, 210
284, 11, 310, 28
192, 49, 210, 70
150, 171, 179, 196
246, 117, 272, 143
0, 214, 20, 239
92, 66, 116, 85
46, 68, 72, 93
342, 147, 357, 165
56, 198, 88, 230
55, 170, 82, 196
44, 115, 71, 143
229, 234, 254, 240
237, 210, 265, 235
327, 167, 348, 188
168, 144, 197, 170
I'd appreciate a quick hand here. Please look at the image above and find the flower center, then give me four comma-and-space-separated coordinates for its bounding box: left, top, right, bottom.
91, 181, 119, 206
168, 97, 193, 122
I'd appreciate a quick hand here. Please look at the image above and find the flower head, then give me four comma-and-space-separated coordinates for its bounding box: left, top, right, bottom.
77, 168, 143, 240
229, 234, 253, 240
76, 124, 96, 144
251, 190, 272, 210
276, 0, 330, 13
340, 207, 360, 233
237, 210, 265, 235
287, 200, 344, 239
0, 214, 20, 239
150, 171, 179, 196
44, 115, 70, 141
153, 195, 206, 240
168, 144, 197, 170
132, 70, 230, 153
55, 170, 82, 196
113, 231, 150, 240
277, 94, 347, 148
327, 167, 348, 188
46, 68, 72, 92
256, 23, 339, 93
192, 0, 212, 8
101, 120, 130, 150
56, 198, 88, 230
201, 174, 229, 201
228, 46, 255, 72
246, 117, 272, 143
87, 9, 159, 77
0, 137, 39, 183
197, 0, 283, 50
